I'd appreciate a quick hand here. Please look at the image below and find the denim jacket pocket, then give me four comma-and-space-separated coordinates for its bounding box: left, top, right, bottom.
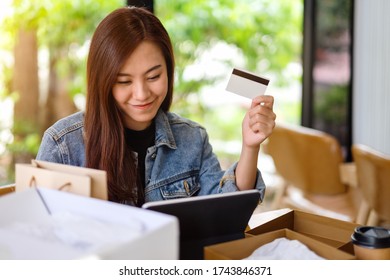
159, 171, 200, 199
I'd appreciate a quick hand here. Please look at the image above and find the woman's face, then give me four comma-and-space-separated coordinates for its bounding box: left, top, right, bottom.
113, 41, 168, 131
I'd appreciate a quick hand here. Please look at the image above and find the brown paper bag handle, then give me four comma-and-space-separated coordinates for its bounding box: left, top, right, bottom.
28, 176, 71, 191
58, 182, 71, 191
29, 176, 37, 187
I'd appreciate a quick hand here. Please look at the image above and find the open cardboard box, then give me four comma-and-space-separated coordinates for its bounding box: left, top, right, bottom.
247, 209, 359, 252
0, 188, 179, 260
204, 228, 355, 260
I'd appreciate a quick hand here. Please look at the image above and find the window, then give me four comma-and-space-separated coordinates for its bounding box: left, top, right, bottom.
302, 0, 354, 160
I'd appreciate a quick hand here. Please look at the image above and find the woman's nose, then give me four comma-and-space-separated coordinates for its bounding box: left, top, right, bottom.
133, 81, 150, 100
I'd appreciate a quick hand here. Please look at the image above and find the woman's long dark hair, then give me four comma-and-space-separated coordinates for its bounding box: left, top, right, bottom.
84, 6, 175, 204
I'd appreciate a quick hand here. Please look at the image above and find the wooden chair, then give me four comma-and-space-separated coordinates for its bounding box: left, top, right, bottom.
262, 122, 361, 222
0, 184, 15, 196
352, 144, 390, 226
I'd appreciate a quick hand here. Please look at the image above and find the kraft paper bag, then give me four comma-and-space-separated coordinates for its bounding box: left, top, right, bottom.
15, 160, 107, 200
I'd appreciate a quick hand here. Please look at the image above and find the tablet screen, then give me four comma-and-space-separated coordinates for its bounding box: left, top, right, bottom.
142, 189, 261, 259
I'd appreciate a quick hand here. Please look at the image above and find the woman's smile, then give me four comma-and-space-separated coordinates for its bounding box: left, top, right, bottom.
132, 101, 154, 110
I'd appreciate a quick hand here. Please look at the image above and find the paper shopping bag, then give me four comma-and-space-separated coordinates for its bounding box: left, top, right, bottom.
15, 164, 92, 197
15, 160, 107, 200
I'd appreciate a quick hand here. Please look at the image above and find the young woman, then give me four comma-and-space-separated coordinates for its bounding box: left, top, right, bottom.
36, 6, 276, 207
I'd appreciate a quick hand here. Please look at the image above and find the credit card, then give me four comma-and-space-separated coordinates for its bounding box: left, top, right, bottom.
226, 68, 270, 99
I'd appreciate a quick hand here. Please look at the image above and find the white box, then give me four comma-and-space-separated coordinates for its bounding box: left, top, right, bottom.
0, 188, 179, 260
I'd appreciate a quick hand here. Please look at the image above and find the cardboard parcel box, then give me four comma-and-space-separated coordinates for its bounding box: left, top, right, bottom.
247, 209, 359, 250
0, 188, 179, 260
204, 228, 355, 260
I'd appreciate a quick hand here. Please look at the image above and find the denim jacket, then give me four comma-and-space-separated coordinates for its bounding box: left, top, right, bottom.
36, 110, 266, 203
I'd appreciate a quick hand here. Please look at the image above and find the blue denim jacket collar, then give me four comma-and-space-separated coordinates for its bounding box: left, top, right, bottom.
154, 109, 177, 150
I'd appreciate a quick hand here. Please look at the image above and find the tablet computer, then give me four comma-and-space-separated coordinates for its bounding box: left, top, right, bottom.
142, 189, 261, 260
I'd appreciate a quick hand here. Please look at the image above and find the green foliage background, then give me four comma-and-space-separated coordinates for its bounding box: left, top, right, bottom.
0, 0, 303, 183
156, 0, 302, 161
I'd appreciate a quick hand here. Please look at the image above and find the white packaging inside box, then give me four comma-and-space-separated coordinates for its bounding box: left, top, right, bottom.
0, 188, 179, 260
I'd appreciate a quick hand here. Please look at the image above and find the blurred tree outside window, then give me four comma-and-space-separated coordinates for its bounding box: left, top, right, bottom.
156, 0, 303, 168
0, 0, 124, 183
0, 0, 303, 185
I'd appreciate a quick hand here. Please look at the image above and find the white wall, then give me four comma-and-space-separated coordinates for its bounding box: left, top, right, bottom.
353, 0, 390, 155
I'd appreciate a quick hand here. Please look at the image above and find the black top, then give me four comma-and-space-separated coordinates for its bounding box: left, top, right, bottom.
125, 121, 155, 206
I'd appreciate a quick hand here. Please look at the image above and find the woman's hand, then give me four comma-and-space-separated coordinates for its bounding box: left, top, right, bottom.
242, 95, 276, 149
235, 95, 276, 190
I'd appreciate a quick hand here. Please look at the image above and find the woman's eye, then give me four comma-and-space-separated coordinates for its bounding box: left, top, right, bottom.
148, 74, 160, 81
117, 81, 131, 85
